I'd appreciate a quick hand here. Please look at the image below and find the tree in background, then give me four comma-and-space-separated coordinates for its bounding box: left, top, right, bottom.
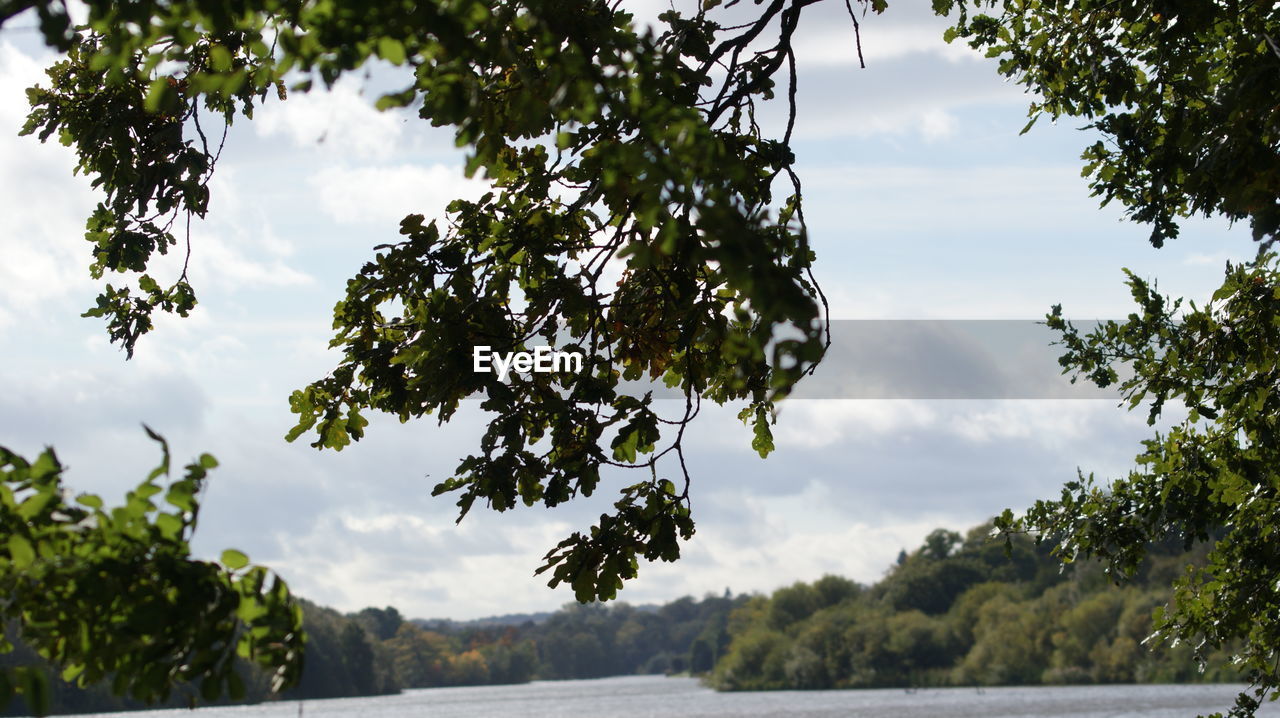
355, 606, 406, 642
710, 522, 1238, 691
936, 0, 1280, 715
385, 624, 454, 688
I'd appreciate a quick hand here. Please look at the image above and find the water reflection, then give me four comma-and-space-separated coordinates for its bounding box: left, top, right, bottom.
72, 676, 1277, 718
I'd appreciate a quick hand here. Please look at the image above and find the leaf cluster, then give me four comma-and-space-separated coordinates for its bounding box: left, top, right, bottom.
7, 0, 888, 601
937, 0, 1280, 247
0, 430, 304, 715
997, 253, 1280, 717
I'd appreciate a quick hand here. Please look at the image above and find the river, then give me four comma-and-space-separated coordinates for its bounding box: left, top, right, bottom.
71, 676, 1278, 718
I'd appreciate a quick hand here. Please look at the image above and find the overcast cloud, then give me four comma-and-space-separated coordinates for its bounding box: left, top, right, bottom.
0, 1, 1260, 620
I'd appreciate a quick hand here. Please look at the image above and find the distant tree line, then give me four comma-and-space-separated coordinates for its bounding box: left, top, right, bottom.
0, 590, 745, 715
0, 599, 396, 716
372, 590, 744, 688
3, 520, 1240, 715
709, 523, 1238, 690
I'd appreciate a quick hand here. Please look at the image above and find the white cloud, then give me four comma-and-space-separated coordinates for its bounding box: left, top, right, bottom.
152, 168, 316, 290
804, 164, 1088, 230
1182, 250, 1249, 268
255, 77, 406, 160
0, 42, 99, 326
703, 0, 980, 71
796, 24, 984, 68
310, 163, 489, 227
773, 401, 938, 448
944, 401, 1126, 447
763, 399, 1146, 461
271, 509, 577, 617
918, 108, 958, 141
634, 480, 979, 597
0, 363, 210, 484
784, 57, 1028, 141
674, 0, 1021, 143
194, 229, 313, 289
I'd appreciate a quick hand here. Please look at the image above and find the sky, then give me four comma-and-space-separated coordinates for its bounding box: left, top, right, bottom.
0, 2, 1261, 620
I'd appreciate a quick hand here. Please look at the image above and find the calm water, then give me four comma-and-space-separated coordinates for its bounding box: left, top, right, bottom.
72, 676, 1278, 718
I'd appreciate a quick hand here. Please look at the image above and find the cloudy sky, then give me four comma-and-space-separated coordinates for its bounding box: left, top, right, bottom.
0, 2, 1258, 620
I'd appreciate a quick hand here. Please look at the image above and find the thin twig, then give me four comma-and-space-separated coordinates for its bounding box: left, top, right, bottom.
843, 0, 867, 69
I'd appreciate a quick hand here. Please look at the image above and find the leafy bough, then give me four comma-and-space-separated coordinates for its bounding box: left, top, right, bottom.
11, 0, 884, 601
0, 428, 304, 715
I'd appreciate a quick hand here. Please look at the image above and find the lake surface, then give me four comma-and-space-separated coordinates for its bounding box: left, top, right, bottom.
71, 676, 1278, 718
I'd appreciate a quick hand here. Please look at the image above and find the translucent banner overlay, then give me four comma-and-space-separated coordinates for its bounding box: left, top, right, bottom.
778, 320, 1118, 400
467, 320, 1125, 400
625, 320, 1124, 400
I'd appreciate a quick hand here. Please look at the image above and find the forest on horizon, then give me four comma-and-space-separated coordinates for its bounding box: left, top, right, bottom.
0, 518, 1238, 716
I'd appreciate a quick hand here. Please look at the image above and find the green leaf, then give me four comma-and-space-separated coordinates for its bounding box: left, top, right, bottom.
611, 428, 639, 464
142, 78, 172, 113
221, 548, 250, 570
751, 416, 774, 458
208, 44, 233, 72
7, 535, 35, 568
377, 37, 407, 65
156, 513, 183, 540
76, 493, 103, 510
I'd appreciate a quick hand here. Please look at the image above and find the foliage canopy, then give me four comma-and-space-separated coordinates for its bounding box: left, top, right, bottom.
5, 0, 889, 606
1013, 258, 1280, 718
937, 0, 1280, 715
937, 0, 1280, 248
1, 0, 878, 708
